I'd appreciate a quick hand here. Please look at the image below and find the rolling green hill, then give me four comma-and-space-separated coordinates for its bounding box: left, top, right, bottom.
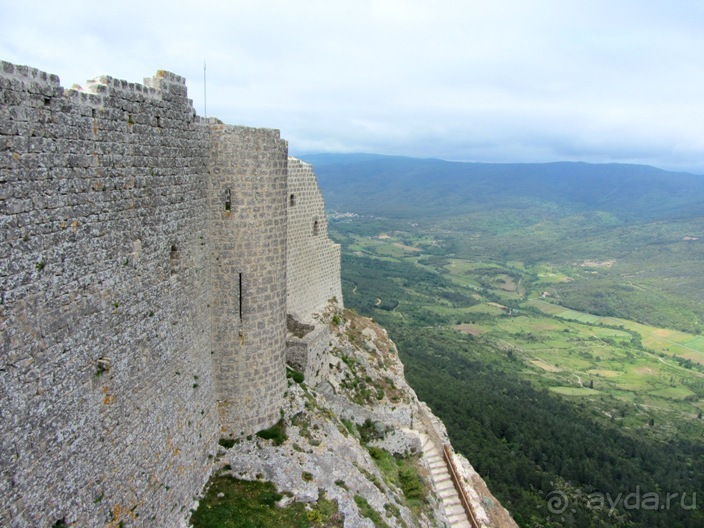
301, 153, 704, 222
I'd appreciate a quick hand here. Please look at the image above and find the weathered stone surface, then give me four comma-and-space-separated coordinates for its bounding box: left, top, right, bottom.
208, 124, 288, 438
286, 158, 343, 323
0, 62, 223, 528
0, 61, 318, 528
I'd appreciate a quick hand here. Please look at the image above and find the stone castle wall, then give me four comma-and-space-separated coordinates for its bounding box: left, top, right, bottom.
286, 324, 334, 385
0, 61, 306, 527
286, 158, 342, 322
0, 63, 219, 527
208, 125, 289, 437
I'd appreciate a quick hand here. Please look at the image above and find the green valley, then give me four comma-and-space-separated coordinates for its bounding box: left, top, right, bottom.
309, 154, 704, 527
336, 228, 704, 443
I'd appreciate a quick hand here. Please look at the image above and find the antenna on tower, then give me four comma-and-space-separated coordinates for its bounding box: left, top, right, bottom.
203, 60, 207, 119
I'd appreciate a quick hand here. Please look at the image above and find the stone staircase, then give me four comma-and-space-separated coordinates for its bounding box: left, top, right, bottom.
419, 433, 474, 528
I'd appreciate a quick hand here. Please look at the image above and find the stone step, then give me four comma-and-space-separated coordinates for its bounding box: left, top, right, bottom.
440, 489, 458, 502
445, 497, 462, 508
438, 492, 462, 508
446, 504, 466, 517
437, 480, 456, 493
447, 512, 472, 528
439, 489, 460, 502
434, 473, 451, 485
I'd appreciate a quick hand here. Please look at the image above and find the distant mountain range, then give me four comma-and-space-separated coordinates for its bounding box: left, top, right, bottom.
298, 153, 704, 222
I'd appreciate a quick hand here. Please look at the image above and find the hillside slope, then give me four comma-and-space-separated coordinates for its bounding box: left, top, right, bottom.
192, 305, 517, 528
300, 153, 704, 222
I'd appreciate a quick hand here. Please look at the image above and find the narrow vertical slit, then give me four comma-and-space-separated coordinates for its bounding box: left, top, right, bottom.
170, 245, 179, 275
238, 272, 244, 344
238, 273, 243, 320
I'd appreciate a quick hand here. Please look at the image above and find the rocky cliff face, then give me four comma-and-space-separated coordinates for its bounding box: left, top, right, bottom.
193, 305, 517, 528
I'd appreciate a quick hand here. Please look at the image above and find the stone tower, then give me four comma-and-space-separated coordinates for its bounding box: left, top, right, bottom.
208, 125, 289, 437
286, 157, 343, 322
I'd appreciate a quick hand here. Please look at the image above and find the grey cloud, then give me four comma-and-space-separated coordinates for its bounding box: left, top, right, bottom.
2, 0, 703, 173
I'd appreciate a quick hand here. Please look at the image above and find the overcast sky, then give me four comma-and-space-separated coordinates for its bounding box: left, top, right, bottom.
2, 1, 704, 173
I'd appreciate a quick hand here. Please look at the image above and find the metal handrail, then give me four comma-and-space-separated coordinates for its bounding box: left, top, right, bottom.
443, 444, 481, 528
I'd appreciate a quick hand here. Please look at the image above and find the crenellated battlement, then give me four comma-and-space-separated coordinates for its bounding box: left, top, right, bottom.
1, 60, 61, 86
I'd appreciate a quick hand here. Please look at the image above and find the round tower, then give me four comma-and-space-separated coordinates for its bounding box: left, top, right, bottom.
208, 124, 289, 437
